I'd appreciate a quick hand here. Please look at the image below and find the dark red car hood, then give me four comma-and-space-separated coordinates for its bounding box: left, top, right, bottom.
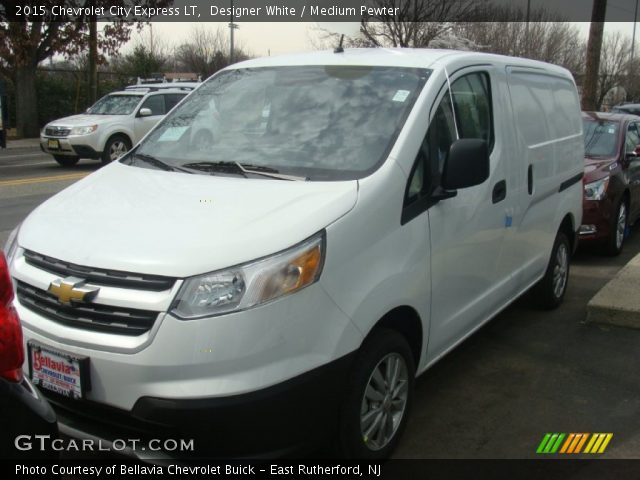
583, 156, 618, 183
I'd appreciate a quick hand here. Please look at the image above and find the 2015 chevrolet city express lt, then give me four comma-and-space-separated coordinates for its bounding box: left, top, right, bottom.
6, 49, 583, 459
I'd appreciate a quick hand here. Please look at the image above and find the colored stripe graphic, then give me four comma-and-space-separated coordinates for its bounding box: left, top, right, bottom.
537, 433, 565, 454
538, 433, 613, 454
584, 434, 614, 454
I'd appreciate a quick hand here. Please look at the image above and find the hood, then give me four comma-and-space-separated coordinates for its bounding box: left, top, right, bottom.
583, 156, 619, 182
19, 162, 358, 278
48, 114, 123, 127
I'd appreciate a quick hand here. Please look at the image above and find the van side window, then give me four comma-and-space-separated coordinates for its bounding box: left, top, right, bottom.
405, 93, 457, 208
403, 71, 493, 221
450, 72, 493, 147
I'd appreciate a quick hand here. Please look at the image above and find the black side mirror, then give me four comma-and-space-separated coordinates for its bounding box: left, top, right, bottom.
441, 138, 490, 191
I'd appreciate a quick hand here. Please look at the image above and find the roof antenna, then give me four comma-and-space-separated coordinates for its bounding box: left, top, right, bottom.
334, 34, 345, 53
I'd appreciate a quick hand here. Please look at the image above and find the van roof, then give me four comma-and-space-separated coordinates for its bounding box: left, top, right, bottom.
230, 48, 571, 77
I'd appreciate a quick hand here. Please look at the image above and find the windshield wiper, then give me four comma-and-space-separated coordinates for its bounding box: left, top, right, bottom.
181, 161, 307, 181
132, 153, 192, 173
234, 162, 308, 181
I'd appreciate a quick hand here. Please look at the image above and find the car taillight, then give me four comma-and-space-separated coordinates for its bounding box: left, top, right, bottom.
0, 252, 23, 382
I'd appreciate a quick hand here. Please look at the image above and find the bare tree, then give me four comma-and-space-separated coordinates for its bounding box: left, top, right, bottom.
110, 29, 171, 79
174, 25, 250, 78
359, 0, 478, 47
597, 32, 631, 109
454, 4, 585, 76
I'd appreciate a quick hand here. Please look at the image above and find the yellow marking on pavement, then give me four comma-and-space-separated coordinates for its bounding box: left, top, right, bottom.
0, 173, 89, 187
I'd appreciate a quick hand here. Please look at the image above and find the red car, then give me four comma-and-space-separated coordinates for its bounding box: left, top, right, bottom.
580, 112, 640, 255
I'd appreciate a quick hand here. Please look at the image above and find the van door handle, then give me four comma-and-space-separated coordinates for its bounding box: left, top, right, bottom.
527, 164, 533, 195
492, 180, 507, 204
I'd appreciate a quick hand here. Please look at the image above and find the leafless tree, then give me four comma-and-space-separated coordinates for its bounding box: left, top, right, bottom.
360, 0, 479, 47
597, 32, 631, 109
454, 4, 585, 76
174, 25, 250, 79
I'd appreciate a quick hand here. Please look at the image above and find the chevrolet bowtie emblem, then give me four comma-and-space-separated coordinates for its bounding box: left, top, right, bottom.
48, 277, 100, 305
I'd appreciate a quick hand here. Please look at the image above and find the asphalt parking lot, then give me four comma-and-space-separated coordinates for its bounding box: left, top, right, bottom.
1, 147, 639, 459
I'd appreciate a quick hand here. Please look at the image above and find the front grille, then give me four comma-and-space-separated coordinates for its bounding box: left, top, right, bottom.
24, 250, 176, 292
45, 127, 71, 137
17, 281, 159, 336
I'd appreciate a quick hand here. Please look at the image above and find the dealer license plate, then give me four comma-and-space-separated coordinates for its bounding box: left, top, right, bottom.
28, 342, 89, 399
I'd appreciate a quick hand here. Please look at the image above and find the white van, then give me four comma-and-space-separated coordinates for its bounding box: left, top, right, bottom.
6, 49, 583, 459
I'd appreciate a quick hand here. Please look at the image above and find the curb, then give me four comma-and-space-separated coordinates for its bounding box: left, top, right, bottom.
586, 253, 640, 329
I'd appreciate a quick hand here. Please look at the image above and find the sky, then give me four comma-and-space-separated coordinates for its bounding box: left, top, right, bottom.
124, 21, 640, 59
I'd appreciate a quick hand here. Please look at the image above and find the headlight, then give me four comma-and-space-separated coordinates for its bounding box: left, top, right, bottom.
3, 224, 20, 266
584, 176, 609, 201
70, 125, 98, 136
171, 232, 325, 319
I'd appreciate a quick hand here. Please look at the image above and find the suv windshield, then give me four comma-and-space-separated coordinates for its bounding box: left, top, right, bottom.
131, 66, 430, 180
88, 94, 143, 115
583, 118, 620, 157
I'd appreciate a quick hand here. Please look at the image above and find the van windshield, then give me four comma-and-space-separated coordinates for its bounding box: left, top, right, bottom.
87, 94, 143, 115
130, 66, 430, 180
583, 118, 620, 158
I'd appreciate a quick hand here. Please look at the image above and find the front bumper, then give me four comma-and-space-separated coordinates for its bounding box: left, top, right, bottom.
40, 136, 102, 159
578, 197, 616, 243
41, 351, 355, 458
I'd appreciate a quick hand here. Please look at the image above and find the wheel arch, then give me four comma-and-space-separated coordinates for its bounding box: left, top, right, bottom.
558, 213, 576, 253
363, 306, 423, 368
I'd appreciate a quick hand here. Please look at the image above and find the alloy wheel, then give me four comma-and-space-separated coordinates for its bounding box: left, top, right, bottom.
360, 352, 409, 451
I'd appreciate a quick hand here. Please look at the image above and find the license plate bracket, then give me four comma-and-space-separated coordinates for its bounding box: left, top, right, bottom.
28, 341, 90, 399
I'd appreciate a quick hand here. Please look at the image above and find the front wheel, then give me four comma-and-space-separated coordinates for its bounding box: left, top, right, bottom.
533, 231, 570, 310
605, 199, 627, 256
101, 135, 131, 165
338, 329, 415, 459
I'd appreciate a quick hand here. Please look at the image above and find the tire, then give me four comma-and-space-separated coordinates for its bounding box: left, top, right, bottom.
101, 135, 131, 165
338, 329, 415, 459
605, 199, 628, 256
53, 155, 79, 167
533, 231, 570, 310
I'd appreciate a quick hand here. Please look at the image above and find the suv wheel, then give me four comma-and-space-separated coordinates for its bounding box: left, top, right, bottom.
102, 135, 131, 165
338, 329, 414, 459
53, 155, 79, 167
605, 199, 628, 256
533, 231, 570, 309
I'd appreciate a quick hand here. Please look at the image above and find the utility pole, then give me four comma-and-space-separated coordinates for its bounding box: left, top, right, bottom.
582, 0, 608, 111
229, 0, 239, 64
630, 0, 639, 101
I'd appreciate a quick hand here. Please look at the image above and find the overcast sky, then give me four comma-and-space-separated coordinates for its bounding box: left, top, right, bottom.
123, 22, 639, 58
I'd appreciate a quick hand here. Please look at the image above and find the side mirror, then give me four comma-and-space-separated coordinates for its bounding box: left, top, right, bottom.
441, 138, 490, 191
138, 108, 152, 117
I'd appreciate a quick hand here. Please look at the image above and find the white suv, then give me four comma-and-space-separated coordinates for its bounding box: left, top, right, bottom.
40, 85, 195, 167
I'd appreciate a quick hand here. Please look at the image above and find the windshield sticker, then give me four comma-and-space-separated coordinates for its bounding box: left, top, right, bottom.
158, 126, 188, 142
607, 127, 616, 134
392, 90, 411, 102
